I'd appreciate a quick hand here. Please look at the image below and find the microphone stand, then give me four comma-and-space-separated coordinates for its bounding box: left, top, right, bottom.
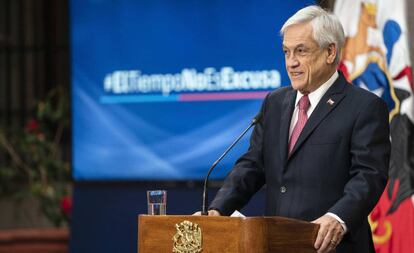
201, 114, 261, 215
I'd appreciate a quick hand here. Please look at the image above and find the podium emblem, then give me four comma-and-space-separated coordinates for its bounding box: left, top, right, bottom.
173, 220, 202, 253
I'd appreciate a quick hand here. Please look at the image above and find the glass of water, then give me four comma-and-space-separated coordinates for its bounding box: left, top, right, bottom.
147, 190, 167, 215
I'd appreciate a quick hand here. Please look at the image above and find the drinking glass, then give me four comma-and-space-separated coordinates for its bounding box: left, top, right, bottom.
147, 190, 167, 215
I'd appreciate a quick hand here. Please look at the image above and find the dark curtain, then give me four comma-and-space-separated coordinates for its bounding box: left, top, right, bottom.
0, 0, 69, 128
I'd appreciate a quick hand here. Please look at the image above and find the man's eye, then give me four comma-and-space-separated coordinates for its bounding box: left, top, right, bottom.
297, 48, 307, 55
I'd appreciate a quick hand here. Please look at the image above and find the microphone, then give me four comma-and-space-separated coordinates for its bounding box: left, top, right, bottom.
201, 111, 263, 215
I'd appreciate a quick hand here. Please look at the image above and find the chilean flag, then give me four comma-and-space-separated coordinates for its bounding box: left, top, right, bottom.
334, 0, 414, 252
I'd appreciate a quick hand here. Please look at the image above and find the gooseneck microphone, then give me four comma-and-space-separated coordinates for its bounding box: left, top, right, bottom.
201, 111, 263, 215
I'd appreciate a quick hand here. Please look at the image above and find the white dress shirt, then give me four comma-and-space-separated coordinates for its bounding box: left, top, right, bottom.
288, 71, 347, 233
289, 71, 338, 137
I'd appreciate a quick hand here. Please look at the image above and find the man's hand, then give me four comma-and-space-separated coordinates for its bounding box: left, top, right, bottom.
193, 210, 221, 216
312, 215, 345, 253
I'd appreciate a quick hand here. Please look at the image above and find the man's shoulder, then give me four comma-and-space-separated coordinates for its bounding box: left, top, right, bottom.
260, 86, 294, 109
343, 81, 385, 105
267, 86, 293, 99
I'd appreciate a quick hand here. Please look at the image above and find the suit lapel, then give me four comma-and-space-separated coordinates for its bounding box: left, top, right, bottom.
279, 89, 296, 166
287, 75, 347, 161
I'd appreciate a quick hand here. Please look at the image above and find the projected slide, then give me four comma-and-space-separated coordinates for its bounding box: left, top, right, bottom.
71, 0, 313, 180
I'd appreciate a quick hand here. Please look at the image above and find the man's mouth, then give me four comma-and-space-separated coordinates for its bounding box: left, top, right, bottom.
290, 72, 303, 78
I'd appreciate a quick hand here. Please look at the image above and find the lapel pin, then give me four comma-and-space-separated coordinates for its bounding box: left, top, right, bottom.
327, 98, 335, 105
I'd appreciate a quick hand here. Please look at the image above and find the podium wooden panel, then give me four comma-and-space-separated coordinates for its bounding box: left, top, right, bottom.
138, 215, 319, 253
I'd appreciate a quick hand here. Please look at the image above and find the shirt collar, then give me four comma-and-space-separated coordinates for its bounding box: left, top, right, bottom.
295, 71, 338, 108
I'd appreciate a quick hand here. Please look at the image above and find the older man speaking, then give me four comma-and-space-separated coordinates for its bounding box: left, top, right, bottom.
206, 5, 390, 253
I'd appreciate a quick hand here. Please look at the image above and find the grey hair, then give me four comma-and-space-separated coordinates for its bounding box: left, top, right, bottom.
280, 5, 345, 65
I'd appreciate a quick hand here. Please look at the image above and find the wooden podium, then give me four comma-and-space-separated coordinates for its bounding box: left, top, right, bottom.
138, 215, 319, 253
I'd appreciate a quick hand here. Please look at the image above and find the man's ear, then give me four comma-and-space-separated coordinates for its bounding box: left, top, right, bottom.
326, 43, 337, 64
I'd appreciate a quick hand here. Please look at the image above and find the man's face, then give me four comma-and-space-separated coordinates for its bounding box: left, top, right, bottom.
282, 22, 335, 94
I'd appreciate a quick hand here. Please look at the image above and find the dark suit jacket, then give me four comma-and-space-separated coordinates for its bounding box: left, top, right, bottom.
210, 73, 391, 253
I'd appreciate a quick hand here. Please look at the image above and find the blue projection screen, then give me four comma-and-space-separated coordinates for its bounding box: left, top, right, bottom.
71, 0, 313, 180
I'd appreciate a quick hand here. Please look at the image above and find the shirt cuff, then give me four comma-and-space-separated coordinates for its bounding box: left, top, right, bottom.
326, 212, 347, 233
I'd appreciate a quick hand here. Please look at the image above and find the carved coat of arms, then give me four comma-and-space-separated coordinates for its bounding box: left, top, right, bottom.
172, 220, 202, 253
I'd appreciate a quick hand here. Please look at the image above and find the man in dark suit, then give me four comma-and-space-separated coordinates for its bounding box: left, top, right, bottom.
207, 5, 390, 253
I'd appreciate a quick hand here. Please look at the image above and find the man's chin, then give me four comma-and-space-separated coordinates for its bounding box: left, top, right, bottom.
290, 82, 304, 91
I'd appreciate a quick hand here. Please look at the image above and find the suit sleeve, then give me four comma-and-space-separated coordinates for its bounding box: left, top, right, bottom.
328, 96, 390, 233
208, 96, 268, 215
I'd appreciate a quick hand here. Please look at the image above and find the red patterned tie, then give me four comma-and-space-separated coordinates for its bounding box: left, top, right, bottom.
288, 95, 310, 155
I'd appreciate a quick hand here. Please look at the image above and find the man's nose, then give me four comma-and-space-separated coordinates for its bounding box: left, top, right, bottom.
286, 55, 299, 68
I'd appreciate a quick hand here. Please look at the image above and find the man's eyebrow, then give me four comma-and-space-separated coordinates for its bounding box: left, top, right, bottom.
295, 43, 308, 49
282, 43, 308, 50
